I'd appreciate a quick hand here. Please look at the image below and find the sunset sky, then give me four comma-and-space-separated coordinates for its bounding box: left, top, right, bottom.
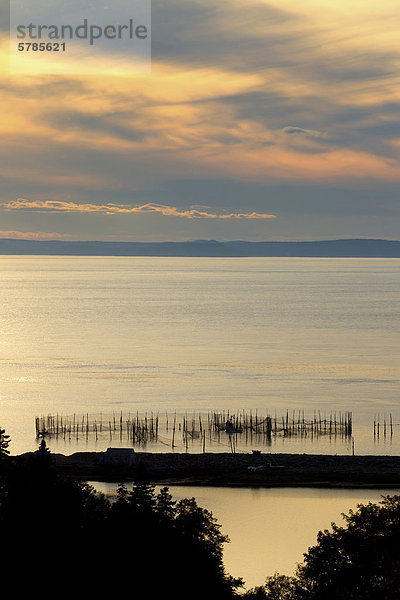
1, 0, 400, 241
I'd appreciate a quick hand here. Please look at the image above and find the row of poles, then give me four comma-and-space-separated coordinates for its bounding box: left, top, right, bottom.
35, 409, 353, 452
374, 414, 394, 438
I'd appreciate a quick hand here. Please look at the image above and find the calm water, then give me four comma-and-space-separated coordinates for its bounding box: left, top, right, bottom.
0, 256, 399, 454
90, 482, 396, 589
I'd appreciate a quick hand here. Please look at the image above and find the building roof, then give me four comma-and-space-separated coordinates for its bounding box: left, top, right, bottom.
105, 447, 135, 455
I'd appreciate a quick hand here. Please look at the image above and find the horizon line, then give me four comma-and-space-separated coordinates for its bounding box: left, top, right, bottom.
1, 237, 400, 244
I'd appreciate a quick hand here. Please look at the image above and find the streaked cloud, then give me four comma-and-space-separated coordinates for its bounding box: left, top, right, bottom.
282, 126, 323, 138
4, 199, 276, 220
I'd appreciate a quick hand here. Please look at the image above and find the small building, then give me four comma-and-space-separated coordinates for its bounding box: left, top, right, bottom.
103, 447, 136, 466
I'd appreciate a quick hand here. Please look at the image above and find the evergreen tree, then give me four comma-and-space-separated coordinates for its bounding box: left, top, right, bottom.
1, 452, 242, 598
127, 479, 156, 513
156, 485, 176, 520
0, 428, 10, 459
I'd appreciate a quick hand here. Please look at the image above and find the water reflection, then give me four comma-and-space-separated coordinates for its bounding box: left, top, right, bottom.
90, 482, 395, 589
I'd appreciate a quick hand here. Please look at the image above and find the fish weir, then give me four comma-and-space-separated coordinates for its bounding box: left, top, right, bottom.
35, 409, 353, 452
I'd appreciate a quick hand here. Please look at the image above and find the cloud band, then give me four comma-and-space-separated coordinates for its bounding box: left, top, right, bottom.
3, 199, 277, 220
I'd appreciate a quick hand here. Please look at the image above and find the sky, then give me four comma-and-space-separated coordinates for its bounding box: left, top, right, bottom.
1, 0, 400, 242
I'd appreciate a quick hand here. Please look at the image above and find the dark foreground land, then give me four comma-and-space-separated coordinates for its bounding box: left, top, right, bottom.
33, 451, 400, 487
4, 442, 400, 599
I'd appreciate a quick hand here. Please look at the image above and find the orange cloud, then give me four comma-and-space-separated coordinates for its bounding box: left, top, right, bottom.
1, 1, 400, 200
4, 199, 276, 220
0, 230, 71, 239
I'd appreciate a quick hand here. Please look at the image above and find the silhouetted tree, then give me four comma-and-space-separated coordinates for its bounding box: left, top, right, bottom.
244, 495, 400, 600
175, 497, 227, 561
0, 428, 10, 459
156, 485, 176, 520
295, 495, 400, 600
243, 573, 298, 599
116, 481, 128, 500
31, 439, 53, 477
0, 445, 242, 598
127, 479, 156, 514
37, 439, 50, 456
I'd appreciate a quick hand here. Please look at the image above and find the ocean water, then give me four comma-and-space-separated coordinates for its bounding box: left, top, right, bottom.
0, 256, 399, 455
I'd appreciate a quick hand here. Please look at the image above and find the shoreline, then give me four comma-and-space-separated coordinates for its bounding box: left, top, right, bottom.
15, 451, 400, 489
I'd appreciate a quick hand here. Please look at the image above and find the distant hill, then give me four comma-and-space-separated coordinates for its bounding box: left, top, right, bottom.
0, 238, 399, 257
